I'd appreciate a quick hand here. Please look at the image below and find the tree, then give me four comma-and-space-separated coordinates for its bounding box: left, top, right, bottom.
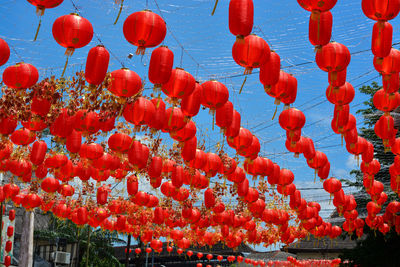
340, 82, 400, 266
34, 213, 124, 267
342, 81, 398, 213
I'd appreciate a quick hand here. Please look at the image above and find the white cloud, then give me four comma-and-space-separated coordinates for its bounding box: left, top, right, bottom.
346, 155, 358, 169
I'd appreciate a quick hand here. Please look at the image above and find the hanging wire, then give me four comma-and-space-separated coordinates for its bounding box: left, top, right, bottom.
152, 0, 210, 75
8, 43, 23, 62
69, 0, 125, 68
180, 47, 184, 68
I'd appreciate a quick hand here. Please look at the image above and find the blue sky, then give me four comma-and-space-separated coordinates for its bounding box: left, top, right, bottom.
0, 0, 393, 241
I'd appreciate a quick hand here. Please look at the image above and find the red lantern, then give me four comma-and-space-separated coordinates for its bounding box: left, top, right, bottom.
5, 240, 12, 253
225, 110, 241, 137
181, 136, 197, 162
326, 82, 355, 105
372, 21, 393, 58
22, 193, 42, 210
316, 42, 351, 72
8, 209, 15, 221
52, 13, 93, 56
123, 10, 167, 55
4, 255, 10, 267
149, 46, 174, 89
216, 101, 234, 129
108, 68, 142, 98
85, 45, 110, 88
147, 156, 163, 179
267, 71, 297, 105
162, 68, 196, 100
108, 132, 132, 154
127, 175, 139, 196
229, 0, 254, 39
74, 110, 101, 135
66, 130, 82, 154
260, 51, 281, 89
309, 11, 333, 47
328, 68, 347, 88
374, 48, 400, 74
123, 97, 155, 126
164, 107, 186, 132
10, 128, 36, 146
30, 141, 47, 165
27, 0, 63, 15
201, 80, 229, 110
204, 188, 216, 208
297, 0, 337, 12
170, 120, 196, 142
373, 89, 400, 112
58, 184, 75, 197
278, 108, 306, 131
3, 63, 39, 90
79, 143, 104, 160
50, 109, 74, 138
148, 98, 166, 130
0, 38, 10, 66
362, 0, 400, 21
232, 34, 271, 74
181, 82, 202, 118
0, 116, 17, 136
41, 177, 60, 193
128, 141, 150, 170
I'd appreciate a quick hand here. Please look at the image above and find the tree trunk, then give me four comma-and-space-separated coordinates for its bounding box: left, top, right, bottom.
18, 210, 34, 267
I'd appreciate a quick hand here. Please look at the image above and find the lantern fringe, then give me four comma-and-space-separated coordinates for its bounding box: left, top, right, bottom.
65, 47, 75, 57
36, 6, 45, 16
211, 0, 219, 16
244, 67, 253, 75
271, 105, 278, 120
135, 46, 146, 56
239, 76, 247, 94
33, 16, 42, 41
236, 35, 245, 43
61, 56, 69, 78
88, 84, 97, 92
168, 108, 174, 127
113, 0, 124, 25
212, 111, 215, 131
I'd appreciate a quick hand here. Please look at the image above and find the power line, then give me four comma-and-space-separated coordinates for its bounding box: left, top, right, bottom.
215, 41, 400, 81
152, 0, 210, 76
69, 0, 125, 68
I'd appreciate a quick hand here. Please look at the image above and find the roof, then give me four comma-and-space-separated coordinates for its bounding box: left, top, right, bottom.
242, 251, 296, 261
114, 242, 254, 261
283, 235, 357, 253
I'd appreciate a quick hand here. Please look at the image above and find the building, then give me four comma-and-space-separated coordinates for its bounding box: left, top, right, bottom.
114, 242, 254, 267
282, 234, 357, 260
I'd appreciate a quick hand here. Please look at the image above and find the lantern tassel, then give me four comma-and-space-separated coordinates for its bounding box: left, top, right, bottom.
212, 112, 215, 131
156, 93, 162, 109
239, 76, 247, 94
168, 108, 173, 127
114, 0, 124, 25
36, 6, 45, 16
211, 0, 219, 16
136, 46, 146, 56
61, 56, 69, 78
33, 16, 42, 41
271, 105, 278, 120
